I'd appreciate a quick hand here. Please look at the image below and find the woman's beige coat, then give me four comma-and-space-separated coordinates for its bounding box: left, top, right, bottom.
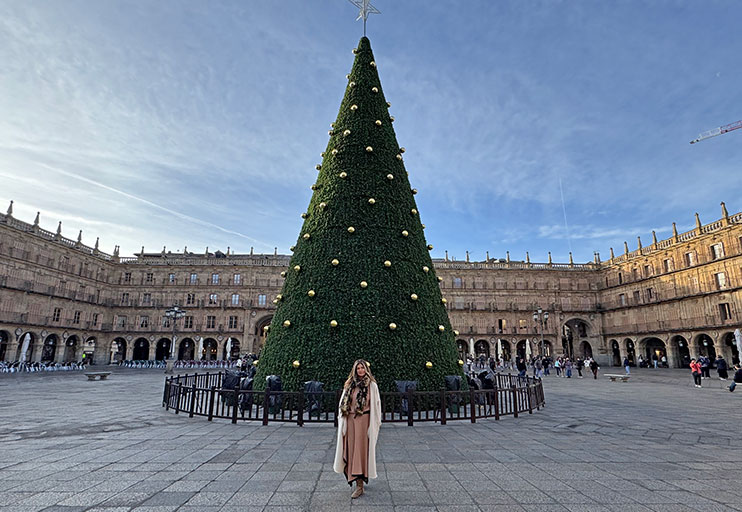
333, 381, 382, 478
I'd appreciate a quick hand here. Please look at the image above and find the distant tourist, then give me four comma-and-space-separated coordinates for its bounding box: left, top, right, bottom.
699, 355, 711, 379
690, 358, 702, 388
715, 355, 728, 380
334, 359, 381, 499
729, 365, 742, 392
554, 358, 561, 377
516, 358, 527, 377
652, 353, 659, 369
565, 358, 572, 378
661, 355, 667, 368
576, 357, 584, 378
589, 359, 599, 379
623, 357, 631, 375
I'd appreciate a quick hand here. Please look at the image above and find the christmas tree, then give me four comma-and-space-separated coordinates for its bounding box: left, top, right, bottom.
255, 37, 463, 391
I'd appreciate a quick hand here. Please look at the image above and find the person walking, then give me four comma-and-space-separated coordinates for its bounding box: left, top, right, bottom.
700, 355, 711, 379
589, 358, 599, 379
729, 365, 742, 392
623, 357, 631, 375
516, 357, 527, 377
334, 360, 382, 499
554, 358, 561, 377
689, 358, 702, 388
652, 353, 659, 369
716, 355, 728, 380
576, 357, 584, 378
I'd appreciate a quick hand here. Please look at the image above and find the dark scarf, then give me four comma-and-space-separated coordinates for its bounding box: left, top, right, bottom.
340, 376, 369, 417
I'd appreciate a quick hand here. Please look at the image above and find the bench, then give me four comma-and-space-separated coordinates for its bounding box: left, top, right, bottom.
85, 372, 111, 381
605, 374, 630, 382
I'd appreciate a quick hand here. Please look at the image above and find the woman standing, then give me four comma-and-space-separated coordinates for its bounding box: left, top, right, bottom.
689, 358, 702, 388
716, 355, 728, 380
334, 360, 382, 499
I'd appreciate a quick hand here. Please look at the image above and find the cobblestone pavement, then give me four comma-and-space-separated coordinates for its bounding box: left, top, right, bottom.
0, 367, 740, 512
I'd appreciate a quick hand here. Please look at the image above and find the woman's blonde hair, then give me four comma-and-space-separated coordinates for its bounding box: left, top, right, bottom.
343, 359, 375, 389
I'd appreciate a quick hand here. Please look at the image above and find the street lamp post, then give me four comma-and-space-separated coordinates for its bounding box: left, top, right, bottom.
164, 305, 186, 374
533, 308, 550, 357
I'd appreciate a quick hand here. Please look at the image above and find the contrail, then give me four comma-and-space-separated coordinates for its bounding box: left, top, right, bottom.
35, 162, 273, 250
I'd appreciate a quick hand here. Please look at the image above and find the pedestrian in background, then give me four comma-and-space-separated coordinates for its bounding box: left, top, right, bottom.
589, 359, 599, 379
690, 358, 702, 388
729, 365, 742, 392
700, 355, 711, 379
565, 358, 572, 378
623, 357, 630, 375
715, 355, 728, 380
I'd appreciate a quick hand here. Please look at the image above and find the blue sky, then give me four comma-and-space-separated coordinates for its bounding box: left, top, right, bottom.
1, 0, 740, 263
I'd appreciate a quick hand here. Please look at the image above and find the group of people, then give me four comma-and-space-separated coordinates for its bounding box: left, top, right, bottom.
464, 354, 600, 380
689, 355, 742, 390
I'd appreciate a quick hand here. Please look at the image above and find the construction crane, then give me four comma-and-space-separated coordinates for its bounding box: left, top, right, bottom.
690, 119, 742, 144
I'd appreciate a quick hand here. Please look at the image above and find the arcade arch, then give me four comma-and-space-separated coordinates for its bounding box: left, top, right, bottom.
671, 335, 690, 367
0, 330, 9, 361
640, 337, 666, 366
721, 332, 740, 365
202, 338, 218, 360
111, 338, 126, 363
41, 334, 58, 362
223, 337, 240, 360
63, 335, 79, 362
155, 338, 171, 361
179, 338, 195, 360
133, 338, 149, 360
474, 339, 490, 358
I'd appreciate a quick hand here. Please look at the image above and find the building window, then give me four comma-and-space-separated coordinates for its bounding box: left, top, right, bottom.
145, 272, 153, 283
209, 294, 218, 305
186, 293, 195, 305
497, 319, 507, 333
183, 316, 193, 328
211, 273, 220, 285
121, 292, 129, 304
140, 316, 149, 328
646, 288, 654, 301
189, 273, 198, 284
168, 273, 176, 284
92, 313, 99, 326
719, 303, 732, 321
714, 272, 726, 290
632, 268, 638, 281
453, 277, 463, 289
229, 316, 238, 329
162, 316, 170, 328
123, 272, 132, 283
739, 236, 742, 251
618, 273, 623, 284
206, 316, 216, 329
663, 258, 674, 273
73, 311, 81, 324
710, 243, 725, 260
684, 252, 696, 267
51, 307, 62, 322
142, 293, 151, 305
519, 319, 527, 330
633, 290, 640, 304
258, 294, 266, 306
643, 264, 652, 277
234, 273, 241, 285
619, 294, 626, 306
118, 315, 127, 328
231, 294, 240, 306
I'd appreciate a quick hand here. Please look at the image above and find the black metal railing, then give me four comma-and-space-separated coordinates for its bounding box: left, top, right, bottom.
162, 372, 545, 426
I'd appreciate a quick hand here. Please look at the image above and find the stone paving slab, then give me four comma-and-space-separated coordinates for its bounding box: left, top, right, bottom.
0, 367, 740, 511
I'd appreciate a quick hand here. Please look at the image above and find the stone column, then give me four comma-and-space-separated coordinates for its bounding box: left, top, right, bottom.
665, 338, 680, 368
148, 342, 156, 360
5, 340, 18, 362
125, 341, 134, 361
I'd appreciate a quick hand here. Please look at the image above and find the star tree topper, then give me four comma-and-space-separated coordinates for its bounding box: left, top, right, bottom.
348, 0, 380, 36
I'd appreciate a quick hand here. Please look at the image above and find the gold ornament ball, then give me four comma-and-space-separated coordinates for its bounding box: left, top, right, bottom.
343, 129, 351, 137
331, 148, 338, 155
272, 298, 278, 304
410, 293, 418, 301
371, 87, 378, 93
303, 233, 310, 240
375, 120, 382, 126
437, 276, 443, 282
339, 172, 347, 179
400, 147, 406, 153
401, 230, 409, 237
331, 258, 339, 266
307, 290, 315, 297
458, 359, 464, 366
422, 224, 426, 229
328, 130, 333, 136
412, 188, 418, 194
289, 245, 295, 251
280, 271, 286, 277
301, 212, 308, 218
320, 152, 325, 157
349, 80, 356, 87
368, 198, 376, 205
441, 298, 447, 304
370, 61, 376, 67
425, 361, 433, 369
254, 359, 259, 365
263, 325, 270, 332
319, 202, 327, 209
389, 322, 397, 330
438, 325, 445, 332
384, 260, 391, 268
350, 104, 358, 111
292, 360, 300, 368
386, 173, 394, 180
390, 115, 395, 122
411, 208, 418, 215
360, 281, 368, 288
386, 101, 392, 107
310, 184, 317, 190
283, 320, 291, 327
293, 265, 301, 272
315, 164, 321, 170
454, 330, 460, 336
330, 320, 338, 327
346, 73, 351, 79
427, 244, 434, 250
276, 294, 283, 300
396, 154, 403, 160
347, 226, 355, 233
366, 146, 373, 152
422, 266, 429, 273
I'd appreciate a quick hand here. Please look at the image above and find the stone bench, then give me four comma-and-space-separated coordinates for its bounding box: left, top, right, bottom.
85, 372, 111, 381
605, 374, 630, 382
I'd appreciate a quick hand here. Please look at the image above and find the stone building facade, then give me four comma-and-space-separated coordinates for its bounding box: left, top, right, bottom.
1, 201, 740, 368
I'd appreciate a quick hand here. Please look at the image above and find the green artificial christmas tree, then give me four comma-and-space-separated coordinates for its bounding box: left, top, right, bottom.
255, 37, 464, 391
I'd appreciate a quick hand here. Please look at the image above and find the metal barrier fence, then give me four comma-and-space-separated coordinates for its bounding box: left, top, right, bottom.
162, 372, 545, 426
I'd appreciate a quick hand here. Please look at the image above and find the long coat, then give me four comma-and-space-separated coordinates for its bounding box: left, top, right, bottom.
333, 381, 382, 479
